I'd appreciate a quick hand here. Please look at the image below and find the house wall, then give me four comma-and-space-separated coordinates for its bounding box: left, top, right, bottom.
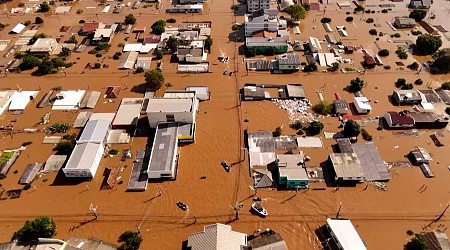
326, 224, 345, 250
384, 113, 393, 127
147, 111, 194, 128
354, 102, 370, 114
247, 0, 270, 12
63, 144, 104, 178
278, 64, 299, 71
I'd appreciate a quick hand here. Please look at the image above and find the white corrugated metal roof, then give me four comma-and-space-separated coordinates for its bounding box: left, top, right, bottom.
123, 43, 142, 52
146, 98, 193, 113
52, 90, 86, 110
65, 142, 103, 169
78, 119, 110, 143
11, 23, 26, 34
112, 98, 143, 126
326, 219, 367, 250
187, 224, 247, 250
118, 51, 139, 69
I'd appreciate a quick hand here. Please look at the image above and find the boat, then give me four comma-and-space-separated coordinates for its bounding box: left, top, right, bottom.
251, 202, 268, 217
221, 161, 230, 172
177, 202, 188, 211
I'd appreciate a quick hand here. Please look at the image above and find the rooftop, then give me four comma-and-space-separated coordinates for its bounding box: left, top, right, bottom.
409, 111, 440, 123
410, 147, 432, 162
277, 53, 300, 65
329, 153, 363, 179
187, 223, 247, 250
65, 142, 103, 169
326, 218, 367, 250
78, 119, 110, 143
386, 111, 415, 126
52, 90, 86, 110
248, 233, 288, 250
80, 22, 99, 33
148, 123, 178, 172
277, 154, 309, 180
246, 37, 289, 47
393, 89, 422, 101
113, 98, 144, 126
351, 142, 390, 181
30, 38, 57, 52
177, 48, 203, 57
354, 96, 372, 110
143, 35, 161, 44
146, 98, 194, 113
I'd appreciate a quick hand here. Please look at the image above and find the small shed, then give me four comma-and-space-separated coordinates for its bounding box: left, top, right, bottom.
105, 86, 121, 98
333, 99, 350, 114
118, 51, 139, 69
73, 111, 93, 128
79, 91, 100, 109
252, 170, 274, 188
354, 97, 372, 114
10, 23, 26, 34
19, 163, 42, 185
135, 57, 152, 70
286, 84, 305, 99
43, 155, 68, 172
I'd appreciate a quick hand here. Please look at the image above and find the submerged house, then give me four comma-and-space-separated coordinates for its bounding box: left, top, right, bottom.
276, 154, 309, 189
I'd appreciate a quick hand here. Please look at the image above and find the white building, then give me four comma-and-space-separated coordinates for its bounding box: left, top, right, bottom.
247, 0, 271, 12
354, 97, 372, 114
187, 223, 248, 250
52, 90, 86, 110
63, 119, 111, 178
0, 90, 16, 116
326, 218, 367, 250
308, 37, 322, 53
146, 96, 199, 128
147, 123, 179, 179
8, 91, 39, 111
29, 38, 58, 56
244, 9, 286, 37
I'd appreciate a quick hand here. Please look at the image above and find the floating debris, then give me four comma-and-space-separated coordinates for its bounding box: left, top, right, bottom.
272, 99, 315, 123
370, 181, 388, 191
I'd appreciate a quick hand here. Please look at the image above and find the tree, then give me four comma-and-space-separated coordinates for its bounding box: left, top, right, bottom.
113, 52, 122, 60
39, 1, 50, 12
65, 35, 78, 44
409, 9, 427, 21
407, 62, 419, 70
285, 4, 307, 21
405, 237, 429, 250
327, 62, 339, 72
59, 47, 71, 57
396, 47, 408, 59
303, 63, 317, 72
204, 35, 213, 53
348, 77, 364, 92
346, 16, 354, 22
14, 216, 56, 243
378, 49, 390, 57
431, 48, 450, 73
19, 55, 41, 70
446, 107, 450, 115
151, 20, 166, 35
320, 17, 331, 23
118, 231, 143, 250
361, 129, 372, 141
28, 33, 46, 45
135, 67, 144, 73
442, 81, 450, 90
144, 69, 164, 91
308, 121, 324, 136
124, 14, 136, 25
366, 18, 374, 23
165, 36, 179, 53
166, 18, 176, 23
312, 101, 333, 115
48, 122, 70, 134
395, 78, 407, 88
369, 29, 377, 35
343, 120, 361, 137
245, 48, 256, 57
414, 79, 423, 85
155, 50, 163, 60
416, 34, 442, 55
35, 17, 44, 24
273, 126, 282, 137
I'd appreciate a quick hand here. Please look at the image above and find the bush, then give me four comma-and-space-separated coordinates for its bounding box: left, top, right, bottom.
381, 9, 388, 13
23, 20, 31, 26
409, 9, 427, 21
384, 65, 391, 70
95, 53, 102, 58
65, 35, 78, 44
245, 48, 256, 57
441, 81, 450, 90
411, 30, 422, 36
378, 49, 389, 57
395, 78, 407, 88
414, 79, 423, 85
23, 184, 32, 190
289, 121, 302, 130
48, 122, 70, 134
343, 120, 361, 137
312, 101, 333, 115
93, 63, 101, 69
445, 107, 450, 115
109, 149, 119, 155
231, 24, 242, 31
76, 9, 83, 14
320, 17, 331, 23
113, 52, 122, 60
354, 5, 364, 12
361, 129, 372, 141
39, 1, 50, 12
396, 47, 408, 59
79, 19, 85, 24
406, 230, 414, 236
21, 141, 32, 147
118, 231, 143, 250
346, 16, 354, 22
14, 216, 56, 243
365, 18, 374, 23
308, 121, 324, 136
369, 29, 377, 35
35, 17, 43, 24
407, 62, 419, 70
273, 126, 282, 137
135, 67, 144, 73
303, 63, 318, 72
155, 50, 163, 60
393, 33, 401, 38
244, 118, 250, 122
0, 173, 6, 180
401, 83, 414, 90
18, 2, 25, 7
166, 18, 176, 23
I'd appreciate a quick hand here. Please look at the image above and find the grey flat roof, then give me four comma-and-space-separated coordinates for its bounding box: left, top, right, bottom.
113, 98, 143, 126
73, 111, 93, 128
244, 85, 265, 99
248, 233, 288, 250
336, 138, 353, 153
19, 163, 42, 184
43, 155, 67, 172
127, 149, 149, 191
277, 154, 309, 180
277, 53, 300, 65
286, 84, 305, 98
148, 123, 178, 172
329, 153, 363, 178
80, 91, 100, 109
351, 143, 390, 181
78, 119, 110, 143
146, 98, 193, 113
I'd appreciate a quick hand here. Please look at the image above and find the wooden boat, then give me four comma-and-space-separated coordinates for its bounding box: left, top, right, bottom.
221, 161, 230, 172
251, 202, 268, 217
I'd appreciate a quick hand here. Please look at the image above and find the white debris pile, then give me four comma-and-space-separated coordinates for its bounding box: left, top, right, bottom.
273, 99, 315, 123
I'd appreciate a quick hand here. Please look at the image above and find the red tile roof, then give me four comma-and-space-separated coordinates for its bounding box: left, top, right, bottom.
143, 35, 161, 44
81, 22, 99, 34
387, 112, 415, 126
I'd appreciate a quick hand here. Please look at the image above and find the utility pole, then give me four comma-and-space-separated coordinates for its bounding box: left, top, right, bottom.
89, 203, 99, 219
336, 202, 343, 219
